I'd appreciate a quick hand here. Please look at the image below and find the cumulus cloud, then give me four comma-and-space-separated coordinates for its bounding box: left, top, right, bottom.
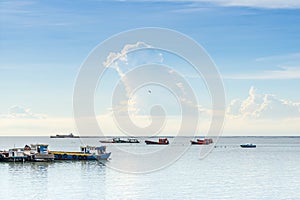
0, 105, 47, 119
227, 87, 300, 119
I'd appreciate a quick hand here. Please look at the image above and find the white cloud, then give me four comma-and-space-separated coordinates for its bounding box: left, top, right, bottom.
0, 105, 47, 119
227, 87, 300, 119
223, 87, 300, 135
103, 42, 152, 116
103, 42, 166, 117
103, 42, 151, 68
2, 87, 300, 136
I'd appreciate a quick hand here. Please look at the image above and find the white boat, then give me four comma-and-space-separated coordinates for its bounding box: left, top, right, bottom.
24, 144, 55, 161
0, 144, 54, 162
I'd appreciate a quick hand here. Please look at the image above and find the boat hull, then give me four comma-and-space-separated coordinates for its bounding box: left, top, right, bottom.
190, 138, 213, 145
96, 152, 111, 160
0, 155, 28, 162
240, 144, 256, 148
99, 140, 115, 143
50, 133, 79, 138
190, 141, 208, 145
145, 140, 169, 145
32, 154, 55, 162
51, 151, 110, 160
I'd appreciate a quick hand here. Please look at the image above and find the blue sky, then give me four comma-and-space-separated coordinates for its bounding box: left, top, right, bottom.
1, 0, 300, 136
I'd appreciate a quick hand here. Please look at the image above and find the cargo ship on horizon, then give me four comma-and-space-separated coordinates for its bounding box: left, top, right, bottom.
50, 133, 80, 138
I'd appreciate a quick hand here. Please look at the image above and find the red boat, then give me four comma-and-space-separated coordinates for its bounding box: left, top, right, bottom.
190, 138, 213, 145
145, 138, 169, 145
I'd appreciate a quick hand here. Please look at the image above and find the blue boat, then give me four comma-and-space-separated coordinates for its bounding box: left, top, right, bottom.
50, 146, 111, 160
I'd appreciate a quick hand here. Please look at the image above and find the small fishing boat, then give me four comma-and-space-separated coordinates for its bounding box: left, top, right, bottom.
99, 138, 115, 143
190, 138, 213, 145
112, 138, 128, 143
99, 138, 125, 143
145, 138, 169, 145
50, 146, 111, 160
240, 143, 256, 148
0, 148, 28, 162
0, 144, 54, 162
127, 138, 140, 143
99, 137, 140, 143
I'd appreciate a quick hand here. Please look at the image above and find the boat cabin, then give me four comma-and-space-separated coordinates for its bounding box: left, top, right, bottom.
8, 148, 25, 158
159, 138, 169, 144
197, 138, 213, 144
30, 144, 50, 154
128, 138, 139, 143
81, 145, 107, 155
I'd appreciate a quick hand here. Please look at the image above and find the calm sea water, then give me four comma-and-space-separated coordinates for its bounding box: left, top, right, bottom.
0, 136, 299, 200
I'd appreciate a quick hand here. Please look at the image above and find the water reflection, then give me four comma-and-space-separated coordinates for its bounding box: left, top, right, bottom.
0, 161, 109, 199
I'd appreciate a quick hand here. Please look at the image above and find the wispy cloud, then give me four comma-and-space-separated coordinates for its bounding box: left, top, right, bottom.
107, 0, 300, 9
225, 66, 300, 80
0, 0, 75, 28
0, 0, 35, 14
256, 52, 300, 62
0, 105, 47, 119
215, 0, 300, 9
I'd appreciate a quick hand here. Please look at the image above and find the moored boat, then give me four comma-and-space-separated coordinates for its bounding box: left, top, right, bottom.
50, 145, 111, 160
127, 138, 140, 143
112, 138, 128, 143
190, 138, 213, 145
99, 138, 115, 143
145, 138, 169, 145
0, 148, 28, 162
0, 144, 54, 162
240, 143, 256, 148
99, 137, 140, 143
